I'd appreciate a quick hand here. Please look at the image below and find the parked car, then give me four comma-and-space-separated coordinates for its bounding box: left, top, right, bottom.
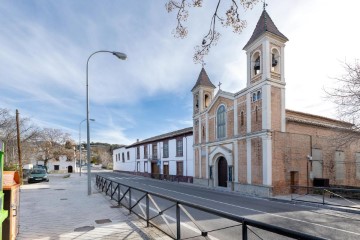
34, 165, 48, 172
28, 169, 49, 183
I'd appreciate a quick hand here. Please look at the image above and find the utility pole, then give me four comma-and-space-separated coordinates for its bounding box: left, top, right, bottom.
16, 109, 23, 185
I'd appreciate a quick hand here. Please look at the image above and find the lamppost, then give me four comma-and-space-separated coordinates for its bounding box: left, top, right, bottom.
86, 50, 127, 195
79, 118, 94, 176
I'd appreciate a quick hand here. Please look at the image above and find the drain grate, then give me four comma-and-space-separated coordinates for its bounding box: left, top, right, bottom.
54, 189, 66, 190
74, 226, 95, 232
60, 198, 68, 200
95, 219, 112, 224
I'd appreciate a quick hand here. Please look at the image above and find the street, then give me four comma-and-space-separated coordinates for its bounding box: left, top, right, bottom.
98, 172, 360, 240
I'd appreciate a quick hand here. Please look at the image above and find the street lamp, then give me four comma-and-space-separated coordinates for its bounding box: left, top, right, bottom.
86, 50, 127, 195
79, 118, 94, 176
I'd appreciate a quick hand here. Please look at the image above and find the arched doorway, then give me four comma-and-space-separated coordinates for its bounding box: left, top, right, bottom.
68, 165, 73, 173
218, 157, 227, 187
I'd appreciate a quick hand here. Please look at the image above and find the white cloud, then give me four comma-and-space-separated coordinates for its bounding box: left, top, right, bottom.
2, 0, 360, 144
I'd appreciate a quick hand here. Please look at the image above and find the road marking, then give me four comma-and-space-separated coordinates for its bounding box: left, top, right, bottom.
131, 181, 360, 237
118, 189, 220, 240
110, 176, 143, 180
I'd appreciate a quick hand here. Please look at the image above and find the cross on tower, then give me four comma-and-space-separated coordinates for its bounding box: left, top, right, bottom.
262, 0, 268, 10
218, 82, 222, 90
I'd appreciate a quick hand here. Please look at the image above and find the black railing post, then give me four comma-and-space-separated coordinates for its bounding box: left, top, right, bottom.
242, 220, 248, 240
94, 174, 327, 240
118, 183, 121, 205
176, 202, 181, 240
129, 188, 132, 214
146, 193, 150, 227
110, 181, 113, 200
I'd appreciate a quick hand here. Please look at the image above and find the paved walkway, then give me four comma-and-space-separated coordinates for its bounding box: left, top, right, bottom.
272, 192, 360, 214
17, 172, 171, 240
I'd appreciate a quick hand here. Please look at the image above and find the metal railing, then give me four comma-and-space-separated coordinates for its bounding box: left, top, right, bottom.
290, 185, 360, 210
150, 173, 193, 183
96, 174, 324, 240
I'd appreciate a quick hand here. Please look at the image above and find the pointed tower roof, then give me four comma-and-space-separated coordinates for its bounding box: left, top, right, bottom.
191, 68, 216, 92
243, 10, 288, 50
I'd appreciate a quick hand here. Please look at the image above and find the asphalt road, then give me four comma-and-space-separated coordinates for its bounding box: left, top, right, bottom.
97, 172, 360, 240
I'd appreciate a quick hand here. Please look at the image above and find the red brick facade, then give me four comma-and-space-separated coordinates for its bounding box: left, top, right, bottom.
190, 9, 360, 197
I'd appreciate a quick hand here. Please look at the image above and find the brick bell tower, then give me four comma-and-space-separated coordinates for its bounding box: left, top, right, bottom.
243, 5, 288, 133
191, 67, 216, 146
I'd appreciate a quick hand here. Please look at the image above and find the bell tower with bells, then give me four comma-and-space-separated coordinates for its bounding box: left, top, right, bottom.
191, 66, 216, 116
243, 2, 288, 132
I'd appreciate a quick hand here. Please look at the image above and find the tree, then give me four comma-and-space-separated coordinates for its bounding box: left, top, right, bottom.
325, 61, 360, 145
0, 108, 39, 167
166, 0, 259, 63
35, 128, 73, 167
0, 108, 76, 169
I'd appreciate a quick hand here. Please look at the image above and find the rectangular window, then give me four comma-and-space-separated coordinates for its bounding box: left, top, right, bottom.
122, 153, 125, 162
136, 146, 140, 159
176, 138, 183, 157
137, 161, 140, 172
356, 153, 360, 180
335, 150, 345, 180
176, 161, 183, 176
144, 161, 148, 172
152, 143, 158, 159
116, 154, 118, 161
54, 165, 59, 171
228, 166, 233, 181
144, 145, 148, 159
163, 141, 169, 158
127, 151, 130, 160
311, 148, 323, 178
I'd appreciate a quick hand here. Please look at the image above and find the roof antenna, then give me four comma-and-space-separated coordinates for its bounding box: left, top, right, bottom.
262, 0, 268, 10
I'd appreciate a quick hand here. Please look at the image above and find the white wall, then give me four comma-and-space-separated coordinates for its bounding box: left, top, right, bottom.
47, 155, 75, 172
112, 134, 194, 177
113, 146, 135, 172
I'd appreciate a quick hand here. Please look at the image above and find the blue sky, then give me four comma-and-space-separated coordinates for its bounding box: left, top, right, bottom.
1, 0, 360, 145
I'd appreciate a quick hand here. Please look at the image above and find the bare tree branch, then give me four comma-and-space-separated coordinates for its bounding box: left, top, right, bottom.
166, 0, 259, 64
325, 60, 360, 146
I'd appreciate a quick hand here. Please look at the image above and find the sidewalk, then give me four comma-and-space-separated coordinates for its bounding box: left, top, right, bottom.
17, 172, 171, 240
271, 193, 360, 214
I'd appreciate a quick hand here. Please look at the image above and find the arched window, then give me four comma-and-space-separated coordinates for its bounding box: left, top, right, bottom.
217, 105, 226, 139
204, 93, 211, 108
257, 91, 261, 100
253, 93, 257, 102
252, 51, 261, 76
271, 48, 280, 73
195, 94, 199, 109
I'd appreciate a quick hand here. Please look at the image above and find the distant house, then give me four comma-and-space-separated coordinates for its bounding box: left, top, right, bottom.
113, 127, 194, 182
47, 155, 75, 173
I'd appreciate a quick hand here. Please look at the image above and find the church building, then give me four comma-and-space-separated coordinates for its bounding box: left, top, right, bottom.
191, 9, 360, 196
